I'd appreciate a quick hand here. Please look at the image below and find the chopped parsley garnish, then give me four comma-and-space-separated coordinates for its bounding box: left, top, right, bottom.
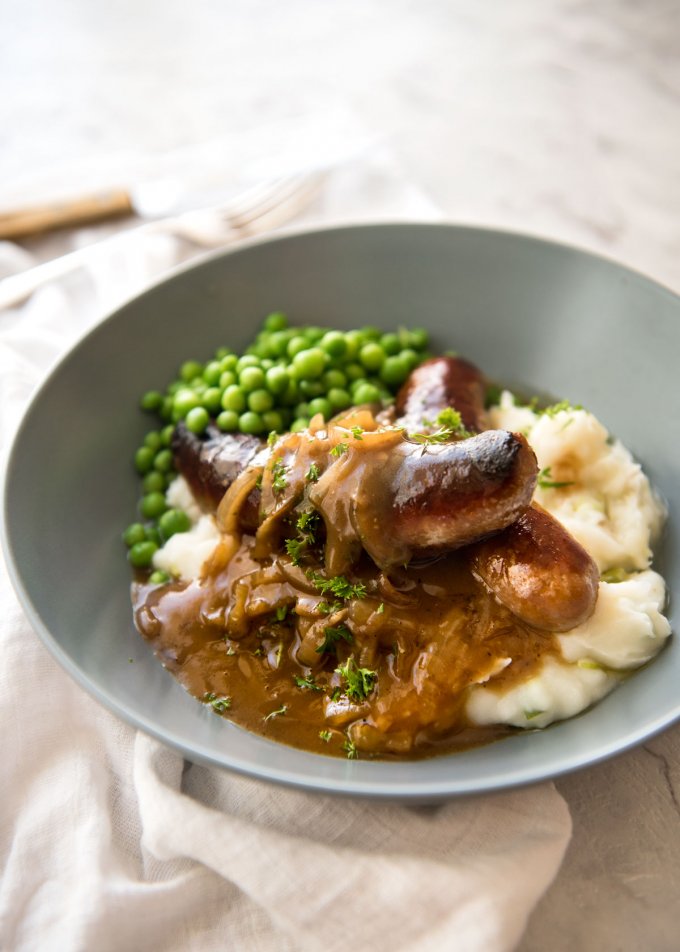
435, 407, 473, 437
267, 430, 278, 447
540, 400, 582, 418
601, 567, 628, 584
308, 572, 367, 601
377, 602, 385, 614
411, 426, 460, 444
537, 466, 575, 489
263, 704, 288, 723
316, 624, 354, 655
330, 442, 348, 457
317, 599, 342, 616
203, 692, 232, 713
335, 657, 378, 702
296, 509, 319, 538
350, 425, 364, 440
523, 709, 545, 721
319, 729, 332, 743
271, 458, 288, 493
275, 605, 289, 622
306, 462, 320, 482
285, 537, 306, 565
293, 674, 323, 692
342, 737, 359, 759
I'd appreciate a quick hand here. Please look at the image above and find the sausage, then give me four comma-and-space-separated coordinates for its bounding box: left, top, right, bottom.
371, 430, 538, 563
469, 505, 600, 631
395, 356, 486, 432
171, 421, 265, 528
393, 357, 599, 630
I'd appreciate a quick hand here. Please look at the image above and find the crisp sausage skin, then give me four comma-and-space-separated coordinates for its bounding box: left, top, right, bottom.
395, 356, 486, 433
469, 505, 600, 631
361, 430, 538, 565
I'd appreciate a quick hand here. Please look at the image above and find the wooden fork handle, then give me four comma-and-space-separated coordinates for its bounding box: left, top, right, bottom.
0, 189, 135, 240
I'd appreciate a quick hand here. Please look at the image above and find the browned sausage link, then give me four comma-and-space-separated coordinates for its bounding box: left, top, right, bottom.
363, 430, 538, 565
469, 505, 600, 631
395, 356, 486, 433
171, 421, 264, 527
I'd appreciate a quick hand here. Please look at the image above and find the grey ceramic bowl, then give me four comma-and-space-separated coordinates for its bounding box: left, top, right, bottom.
3, 224, 679, 799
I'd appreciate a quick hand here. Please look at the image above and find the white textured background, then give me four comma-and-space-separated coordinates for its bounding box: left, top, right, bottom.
1, 1, 679, 948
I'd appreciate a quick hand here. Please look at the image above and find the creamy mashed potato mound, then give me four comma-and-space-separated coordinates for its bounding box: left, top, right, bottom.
468, 394, 670, 729
155, 397, 671, 733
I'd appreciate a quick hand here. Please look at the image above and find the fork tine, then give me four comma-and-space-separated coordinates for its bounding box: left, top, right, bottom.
224, 173, 324, 231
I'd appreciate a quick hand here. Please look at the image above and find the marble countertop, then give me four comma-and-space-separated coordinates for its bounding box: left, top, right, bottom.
2, 1, 679, 948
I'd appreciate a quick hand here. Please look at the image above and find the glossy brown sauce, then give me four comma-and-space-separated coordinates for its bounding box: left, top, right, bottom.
132, 409, 562, 760
133, 547, 560, 760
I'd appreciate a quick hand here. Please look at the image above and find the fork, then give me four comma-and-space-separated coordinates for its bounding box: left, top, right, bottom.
0, 172, 324, 311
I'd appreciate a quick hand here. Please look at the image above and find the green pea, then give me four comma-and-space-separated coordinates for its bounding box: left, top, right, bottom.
265, 365, 289, 395
308, 397, 333, 420
263, 311, 288, 332
142, 471, 166, 494
143, 431, 162, 452
292, 347, 326, 380
123, 522, 147, 547
185, 406, 210, 434
380, 355, 410, 387
299, 380, 324, 398
140, 390, 163, 412
159, 397, 173, 422
134, 446, 155, 474
149, 570, 171, 585
286, 335, 308, 359
236, 355, 260, 373
160, 425, 174, 447
144, 524, 162, 546
344, 362, 364, 381
344, 331, 361, 359
221, 385, 247, 413
290, 417, 309, 433
323, 369, 347, 390
159, 508, 191, 540
360, 325, 382, 341
219, 370, 237, 389
320, 331, 348, 359
219, 353, 238, 372
203, 361, 222, 385
239, 366, 266, 392
173, 388, 200, 419
128, 540, 158, 569
268, 330, 291, 357
294, 402, 311, 419
215, 347, 231, 360
247, 388, 274, 413
353, 382, 382, 404
153, 449, 174, 474
262, 410, 285, 432
280, 379, 299, 406
216, 410, 240, 431
180, 360, 203, 383
410, 328, 429, 350
140, 492, 167, 519
380, 333, 401, 356
327, 387, 352, 410
359, 342, 385, 372
239, 411, 265, 434
400, 347, 421, 369
200, 387, 222, 414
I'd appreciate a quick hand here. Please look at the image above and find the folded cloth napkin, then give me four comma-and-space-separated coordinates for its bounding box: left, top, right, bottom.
0, 150, 571, 952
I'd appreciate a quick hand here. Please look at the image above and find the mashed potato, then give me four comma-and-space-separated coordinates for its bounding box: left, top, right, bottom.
154, 397, 671, 732
468, 395, 670, 729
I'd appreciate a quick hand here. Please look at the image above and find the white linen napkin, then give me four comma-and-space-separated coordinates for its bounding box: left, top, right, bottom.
0, 148, 571, 952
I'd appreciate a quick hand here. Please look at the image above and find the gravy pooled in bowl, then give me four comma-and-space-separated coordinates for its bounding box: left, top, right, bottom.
128, 341, 669, 760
